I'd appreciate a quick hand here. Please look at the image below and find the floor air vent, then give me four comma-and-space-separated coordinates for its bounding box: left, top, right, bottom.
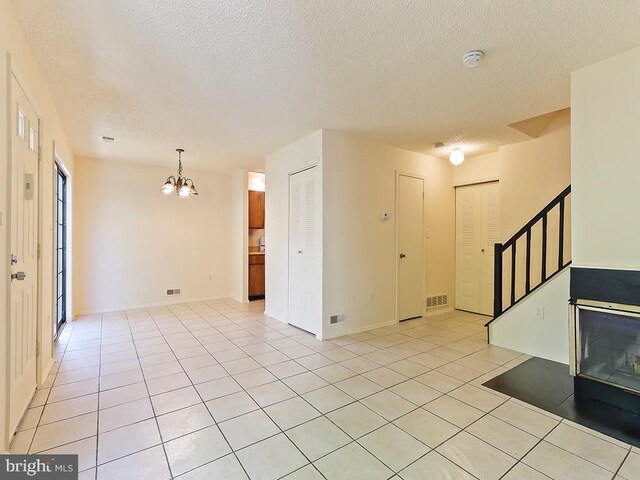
426, 294, 448, 309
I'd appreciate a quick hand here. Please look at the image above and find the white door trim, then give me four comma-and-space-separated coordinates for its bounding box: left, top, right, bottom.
395, 171, 426, 323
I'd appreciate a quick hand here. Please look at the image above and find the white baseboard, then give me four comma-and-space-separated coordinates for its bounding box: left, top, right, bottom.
322, 318, 399, 340
73, 294, 232, 316
40, 357, 55, 387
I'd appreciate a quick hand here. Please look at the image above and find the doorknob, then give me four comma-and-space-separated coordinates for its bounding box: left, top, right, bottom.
399, 253, 406, 259
11, 271, 26, 281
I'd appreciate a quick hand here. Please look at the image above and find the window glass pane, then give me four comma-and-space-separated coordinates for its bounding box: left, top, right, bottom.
29, 127, 36, 151
17, 109, 25, 138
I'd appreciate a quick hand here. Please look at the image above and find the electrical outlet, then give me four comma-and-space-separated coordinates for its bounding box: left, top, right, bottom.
535, 307, 544, 319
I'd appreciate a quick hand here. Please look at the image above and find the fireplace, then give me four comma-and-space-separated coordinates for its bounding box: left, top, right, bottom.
570, 267, 640, 414
570, 302, 640, 393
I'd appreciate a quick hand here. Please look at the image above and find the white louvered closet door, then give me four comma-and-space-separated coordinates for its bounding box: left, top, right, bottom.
288, 166, 319, 334
455, 182, 500, 315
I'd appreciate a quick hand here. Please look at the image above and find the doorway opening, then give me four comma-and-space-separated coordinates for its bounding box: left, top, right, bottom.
54, 163, 68, 339
248, 171, 265, 301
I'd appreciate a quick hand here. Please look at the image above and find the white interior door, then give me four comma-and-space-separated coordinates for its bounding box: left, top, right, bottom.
8, 74, 39, 438
455, 182, 499, 315
288, 166, 319, 334
397, 174, 424, 321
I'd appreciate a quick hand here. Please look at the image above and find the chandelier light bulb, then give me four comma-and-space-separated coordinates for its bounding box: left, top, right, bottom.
161, 179, 175, 194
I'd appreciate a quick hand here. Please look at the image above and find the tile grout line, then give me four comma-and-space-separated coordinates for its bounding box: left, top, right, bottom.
151, 304, 252, 480
26, 303, 633, 480
126, 308, 177, 480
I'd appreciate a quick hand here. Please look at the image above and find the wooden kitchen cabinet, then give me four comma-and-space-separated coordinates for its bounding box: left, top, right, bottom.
248, 254, 265, 299
248, 190, 265, 229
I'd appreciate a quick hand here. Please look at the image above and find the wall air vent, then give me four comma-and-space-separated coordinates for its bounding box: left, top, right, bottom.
166, 289, 182, 296
426, 294, 448, 309
330, 314, 346, 325
101, 136, 116, 143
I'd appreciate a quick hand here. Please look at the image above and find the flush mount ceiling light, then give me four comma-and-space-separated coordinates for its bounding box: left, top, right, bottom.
161, 148, 199, 197
449, 148, 465, 166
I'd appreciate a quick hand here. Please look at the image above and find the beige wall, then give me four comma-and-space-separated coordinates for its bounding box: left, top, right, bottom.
322, 131, 454, 338
452, 152, 499, 187
0, 0, 75, 450
265, 130, 323, 325
453, 112, 570, 243
572, 46, 640, 269
265, 130, 454, 339
500, 110, 571, 242
451, 113, 571, 305
229, 169, 249, 303
73, 157, 233, 313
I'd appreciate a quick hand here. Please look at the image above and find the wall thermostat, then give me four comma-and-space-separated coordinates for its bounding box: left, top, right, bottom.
381, 212, 390, 220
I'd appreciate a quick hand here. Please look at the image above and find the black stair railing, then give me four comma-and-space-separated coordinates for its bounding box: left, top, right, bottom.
488, 185, 571, 325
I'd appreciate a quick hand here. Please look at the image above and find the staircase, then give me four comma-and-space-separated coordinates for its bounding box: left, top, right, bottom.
486, 185, 571, 328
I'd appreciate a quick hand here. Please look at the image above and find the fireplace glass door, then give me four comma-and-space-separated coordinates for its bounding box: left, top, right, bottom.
578, 306, 640, 393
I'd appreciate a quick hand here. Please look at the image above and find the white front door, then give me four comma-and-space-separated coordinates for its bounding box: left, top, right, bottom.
397, 174, 424, 321
8, 74, 40, 438
288, 166, 319, 334
455, 182, 499, 315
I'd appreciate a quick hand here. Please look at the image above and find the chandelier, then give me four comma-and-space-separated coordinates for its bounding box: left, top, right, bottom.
161, 148, 199, 196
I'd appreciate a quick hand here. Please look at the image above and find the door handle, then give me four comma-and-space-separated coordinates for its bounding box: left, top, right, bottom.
11, 271, 26, 281
399, 253, 406, 259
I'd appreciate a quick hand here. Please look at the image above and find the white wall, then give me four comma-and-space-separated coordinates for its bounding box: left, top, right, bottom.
490, 268, 570, 364
265, 130, 323, 324
0, 0, 76, 450
73, 157, 233, 313
572, 46, 640, 270
322, 131, 454, 338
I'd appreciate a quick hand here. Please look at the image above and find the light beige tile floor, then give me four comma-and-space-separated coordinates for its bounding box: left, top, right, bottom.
8, 299, 636, 479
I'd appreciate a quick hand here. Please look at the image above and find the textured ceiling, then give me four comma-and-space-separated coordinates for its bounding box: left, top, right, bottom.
12, 0, 640, 171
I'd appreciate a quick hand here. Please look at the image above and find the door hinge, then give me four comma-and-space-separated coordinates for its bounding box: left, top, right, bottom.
36, 340, 40, 356
37, 243, 41, 259
38, 146, 42, 163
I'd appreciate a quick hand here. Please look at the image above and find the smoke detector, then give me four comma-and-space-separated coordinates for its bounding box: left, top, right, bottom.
463, 50, 484, 68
